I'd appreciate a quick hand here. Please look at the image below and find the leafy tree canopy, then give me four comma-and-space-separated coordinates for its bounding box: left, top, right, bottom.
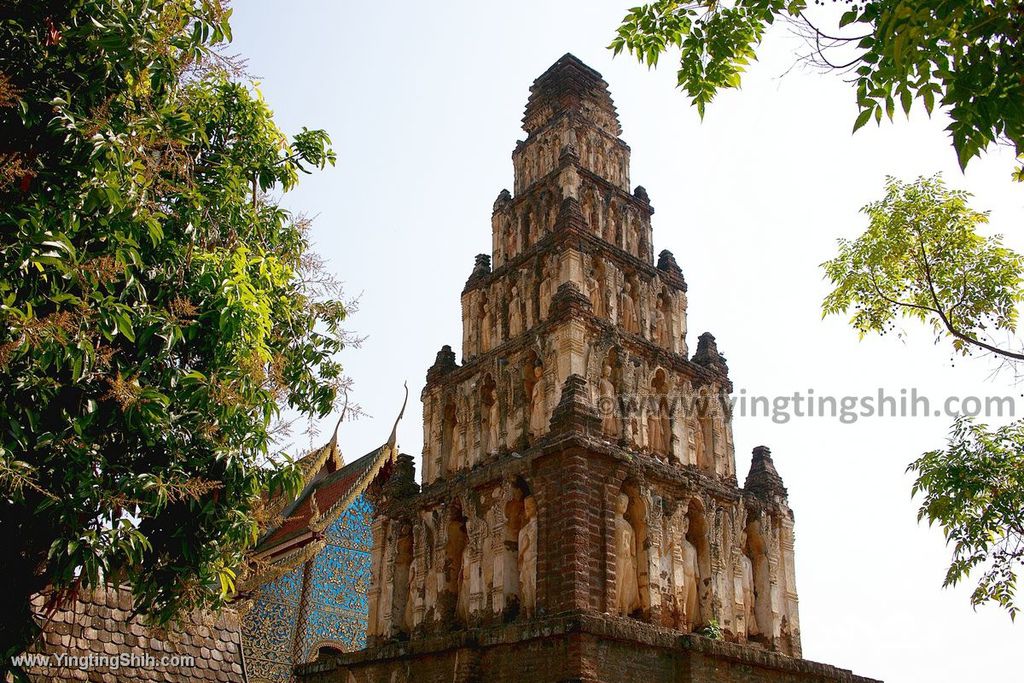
822, 176, 1024, 616
611, 1, 1024, 616
910, 417, 1024, 619
822, 175, 1024, 361
0, 0, 343, 667
612, 0, 1024, 175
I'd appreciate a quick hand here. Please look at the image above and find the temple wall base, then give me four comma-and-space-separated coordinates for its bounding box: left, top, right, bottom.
297, 613, 879, 683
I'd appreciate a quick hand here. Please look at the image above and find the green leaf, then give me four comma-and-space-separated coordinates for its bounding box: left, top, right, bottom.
900, 89, 912, 116
923, 88, 935, 115
852, 107, 872, 132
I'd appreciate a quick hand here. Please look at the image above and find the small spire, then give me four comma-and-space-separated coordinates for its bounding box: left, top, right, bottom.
657, 249, 686, 291
657, 249, 681, 276
493, 189, 512, 213
692, 332, 728, 373
426, 345, 458, 383
383, 453, 419, 500
744, 446, 788, 500
465, 253, 492, 288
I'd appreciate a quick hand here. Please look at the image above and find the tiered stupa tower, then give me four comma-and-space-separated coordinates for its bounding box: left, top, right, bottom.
300, 55, 878, 683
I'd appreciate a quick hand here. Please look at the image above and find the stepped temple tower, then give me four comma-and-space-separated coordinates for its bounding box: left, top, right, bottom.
300, 55, 878, 683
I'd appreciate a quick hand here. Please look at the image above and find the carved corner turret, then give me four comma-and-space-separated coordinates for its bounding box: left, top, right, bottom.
382, 453, 420, 503
426, 345, 458, 384
744, 446, 788, 502
493, 189, 512, 213
633, 185, 652, 209
692, 332, 728, 376
465, 253, 492, 289
657, 249, 687, 292
656, 249, 678, 273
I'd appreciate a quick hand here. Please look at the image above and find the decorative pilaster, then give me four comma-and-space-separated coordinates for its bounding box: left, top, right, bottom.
548, 374, 600, 436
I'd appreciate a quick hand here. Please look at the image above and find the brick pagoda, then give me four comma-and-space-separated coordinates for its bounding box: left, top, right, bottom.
299, 54, 878, 683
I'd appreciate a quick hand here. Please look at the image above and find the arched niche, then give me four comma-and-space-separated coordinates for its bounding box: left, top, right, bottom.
501, 478, 534, 618
685, 499, 712, 629
595, 347, 622, 440
518, 206, 531, 253
603, 346, 621, 379
479, 290, 494, 353
589, 255, 608, 317
581, 186, 600, 238
696, 388, 715, 474
620, 272, 641, 336
649, 368, 671, 457
745, 513, 773, 641
445, 504, 469, 625
608, 197, 623, 248
419, 509, 439, 624
441, 398, 458, 474
617, 481, 650, 618
540, 188, 557, 235
656, 286, 673, 348
522, 350, 545, 442
391, 524, 414, 636
480, 373, 499, 459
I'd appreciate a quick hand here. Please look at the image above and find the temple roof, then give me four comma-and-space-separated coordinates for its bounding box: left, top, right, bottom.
522, 53, 622, 137
27, 586, 243, 682
243, 386, 408, 587
258, 445, 390, 553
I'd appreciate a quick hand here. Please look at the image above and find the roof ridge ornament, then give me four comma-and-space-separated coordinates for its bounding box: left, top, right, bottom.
386, 382, 409, 456
326, 391, 351, 470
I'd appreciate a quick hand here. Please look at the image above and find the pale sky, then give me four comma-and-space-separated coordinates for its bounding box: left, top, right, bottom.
230, 2, 1022, 680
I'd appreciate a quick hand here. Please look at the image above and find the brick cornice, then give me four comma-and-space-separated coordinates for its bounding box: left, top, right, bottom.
462, 218, 684, 298
298, 611, 880, 683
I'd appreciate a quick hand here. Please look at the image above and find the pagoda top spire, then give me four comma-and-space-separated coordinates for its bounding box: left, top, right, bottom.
521, 53, 622, 137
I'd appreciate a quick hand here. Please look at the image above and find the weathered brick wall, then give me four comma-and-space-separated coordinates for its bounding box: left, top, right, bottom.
533, 445, 611, 616
297, 614, 879, 683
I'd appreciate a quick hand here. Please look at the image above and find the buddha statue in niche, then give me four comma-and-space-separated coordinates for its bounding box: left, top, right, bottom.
483, 388, 500, 456
528, 366, 546, 439
598, 365, 619, 438
518, 495, 538, 617
615, 493, 640, 616
738, 528, 758, 637
508, 285, 523, 337
679, 515, 700, 631
620, 282, 639, 335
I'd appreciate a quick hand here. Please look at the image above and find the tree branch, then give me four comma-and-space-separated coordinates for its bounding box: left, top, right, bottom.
866, 270, 942, 316
914, 228, 1024, 361
799, 12, 871, 42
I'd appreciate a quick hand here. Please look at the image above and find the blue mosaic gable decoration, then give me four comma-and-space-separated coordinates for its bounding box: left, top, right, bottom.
242, 493, 374, 683
297, 496, 373, 659
240, 386, 407, 683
